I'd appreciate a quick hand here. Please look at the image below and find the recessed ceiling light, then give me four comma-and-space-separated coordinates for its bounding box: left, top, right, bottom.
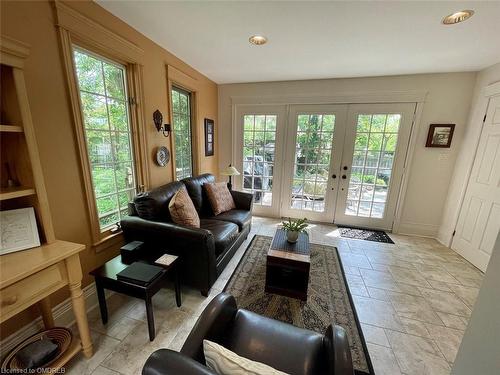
442, 10, 474, 25
249, 35, 267, 45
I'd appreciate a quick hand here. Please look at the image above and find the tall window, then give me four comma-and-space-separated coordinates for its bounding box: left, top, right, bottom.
73, 48, 136, 231
171, 87, 193, 180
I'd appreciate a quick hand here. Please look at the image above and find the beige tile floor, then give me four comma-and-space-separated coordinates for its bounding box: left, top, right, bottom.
66, 217, 483, 375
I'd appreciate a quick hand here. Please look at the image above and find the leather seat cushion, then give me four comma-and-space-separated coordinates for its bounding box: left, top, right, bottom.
134, 181, 184, 221
223, 310, 326, 375
210, 210, 251, 231
200, 219, 239, 257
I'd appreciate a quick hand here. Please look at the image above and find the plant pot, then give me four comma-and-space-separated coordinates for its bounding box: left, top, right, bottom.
286, 231, 299, 243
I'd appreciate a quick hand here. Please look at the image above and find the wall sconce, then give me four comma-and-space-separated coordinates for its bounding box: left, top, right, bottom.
153, 109, 171, 137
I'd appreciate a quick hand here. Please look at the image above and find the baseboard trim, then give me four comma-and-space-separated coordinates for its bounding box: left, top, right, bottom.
0, 282, 110, 358
396, 221, 439, 238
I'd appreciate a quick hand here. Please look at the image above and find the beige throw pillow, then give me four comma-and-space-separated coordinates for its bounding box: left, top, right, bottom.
204, 182, 236, 216
203, 339, 289, 375
168, 187, 200, 228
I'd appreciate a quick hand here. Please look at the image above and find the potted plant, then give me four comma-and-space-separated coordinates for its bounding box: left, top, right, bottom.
281, 217, 308, 243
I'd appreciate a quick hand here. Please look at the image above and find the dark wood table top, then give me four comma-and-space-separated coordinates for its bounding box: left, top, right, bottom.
268, 229, 310, 263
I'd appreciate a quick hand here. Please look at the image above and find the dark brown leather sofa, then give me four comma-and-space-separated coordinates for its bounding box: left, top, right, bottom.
120, 174, 253, 296
142, 293, 354, 375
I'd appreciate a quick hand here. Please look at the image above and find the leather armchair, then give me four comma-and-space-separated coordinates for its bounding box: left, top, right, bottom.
143, 293, 354, 375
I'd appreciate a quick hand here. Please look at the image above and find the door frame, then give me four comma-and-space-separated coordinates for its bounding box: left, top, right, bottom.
450, 82, 500, 271
280, 104, 348, 222
333, 103, 417, 230
233, 104, 287, 217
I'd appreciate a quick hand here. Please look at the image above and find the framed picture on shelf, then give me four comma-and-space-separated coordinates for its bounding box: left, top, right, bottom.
204, 118, 214, 156
1, 207, 41, 255
426, 124, 455, 148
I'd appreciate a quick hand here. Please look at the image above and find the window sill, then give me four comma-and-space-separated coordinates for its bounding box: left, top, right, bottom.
93, 230, 125, 253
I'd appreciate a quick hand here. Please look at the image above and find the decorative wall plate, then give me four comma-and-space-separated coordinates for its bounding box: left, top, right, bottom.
156, 146, 170, 167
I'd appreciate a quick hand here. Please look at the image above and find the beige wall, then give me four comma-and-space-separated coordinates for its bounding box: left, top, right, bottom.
0, 0, 217, 338
437, 63, 500, 246
218, 73, 476, 235
451, 231, 500, 375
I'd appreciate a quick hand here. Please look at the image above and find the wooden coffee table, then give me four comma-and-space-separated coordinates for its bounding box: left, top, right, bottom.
265, 229, 310, 301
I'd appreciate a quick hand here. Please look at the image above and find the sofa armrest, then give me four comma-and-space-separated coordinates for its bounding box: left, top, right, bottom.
181, 293, 238, 364
230, 190, 253, 211
143, 349, 217, 375
323, 324, 354, 375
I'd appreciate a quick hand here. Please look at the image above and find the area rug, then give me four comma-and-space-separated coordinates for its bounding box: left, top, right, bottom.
338, 225, 394, 244
224, 235, 374, 375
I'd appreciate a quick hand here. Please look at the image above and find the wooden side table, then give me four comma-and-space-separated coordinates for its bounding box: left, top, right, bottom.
0, 241, 93, 368
90, 255, 181, 341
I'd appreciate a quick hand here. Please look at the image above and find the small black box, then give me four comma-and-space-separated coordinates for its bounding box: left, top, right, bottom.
120, 241, 144, 264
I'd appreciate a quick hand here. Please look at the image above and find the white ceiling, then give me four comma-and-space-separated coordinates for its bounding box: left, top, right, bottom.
97, 1, 500, 84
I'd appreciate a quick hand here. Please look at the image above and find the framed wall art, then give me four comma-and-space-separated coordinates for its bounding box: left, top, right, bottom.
205, 118, 214, 156
1, 207, 41, 255
426, 124, 455, 148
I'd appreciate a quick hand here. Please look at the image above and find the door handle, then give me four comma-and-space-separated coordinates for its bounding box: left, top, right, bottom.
332, 174, 337, 179
343, 166, 349, 170
341, 175, 347, 179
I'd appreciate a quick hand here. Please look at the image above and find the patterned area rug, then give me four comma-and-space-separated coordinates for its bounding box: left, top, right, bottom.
224, 235, 374, 375
338, 226, 395, 244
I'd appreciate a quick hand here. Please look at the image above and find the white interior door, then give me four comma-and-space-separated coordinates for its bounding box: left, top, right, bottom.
234, 105, 286, 217
334, 103, 416, 230
280, 105, 348, 222
452, 94, 500, 272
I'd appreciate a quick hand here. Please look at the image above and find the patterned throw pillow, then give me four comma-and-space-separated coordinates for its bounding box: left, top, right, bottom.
203, 339, 289, 375
204, 182, 236, 216
168, 187, 200, 228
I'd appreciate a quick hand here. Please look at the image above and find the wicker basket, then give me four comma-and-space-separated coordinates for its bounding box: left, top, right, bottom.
1, 327, 72, 371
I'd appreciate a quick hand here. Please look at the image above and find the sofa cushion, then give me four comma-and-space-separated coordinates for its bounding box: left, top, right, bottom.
211, 210, 251, 231
200, 219, 239, 257
134, 181, 184, 221
169, 187, 200, 228
204, 182, 236, 216
182, 174, 216, 215
203, 339, 288, 375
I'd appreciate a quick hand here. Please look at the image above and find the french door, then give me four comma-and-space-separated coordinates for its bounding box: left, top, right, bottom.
280, 105, 348, 222
334, 104, 415, 230
235, 103, 415, 230
234, 105, 286, 217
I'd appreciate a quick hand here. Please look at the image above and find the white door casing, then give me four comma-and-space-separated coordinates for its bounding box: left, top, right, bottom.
452, 93, 500, 272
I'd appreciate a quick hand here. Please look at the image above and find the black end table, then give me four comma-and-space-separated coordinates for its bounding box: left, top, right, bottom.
90, 254, 181, 341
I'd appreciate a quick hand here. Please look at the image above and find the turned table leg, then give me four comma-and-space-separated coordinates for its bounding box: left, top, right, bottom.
66, 254, 93, 358
39, 297, 55, 328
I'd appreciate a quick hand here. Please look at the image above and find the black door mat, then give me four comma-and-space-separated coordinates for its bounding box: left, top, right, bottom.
337, 226, 395, 244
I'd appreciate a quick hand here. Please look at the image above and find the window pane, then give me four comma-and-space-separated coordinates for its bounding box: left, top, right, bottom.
104, 63, 125, 99
74, 47, 137, 232
172, 88, 193, 180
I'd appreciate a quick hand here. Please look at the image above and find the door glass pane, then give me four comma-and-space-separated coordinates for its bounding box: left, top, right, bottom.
242, 114, 277, 206
290, 114, 335, 212
345, 113, 401, 218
